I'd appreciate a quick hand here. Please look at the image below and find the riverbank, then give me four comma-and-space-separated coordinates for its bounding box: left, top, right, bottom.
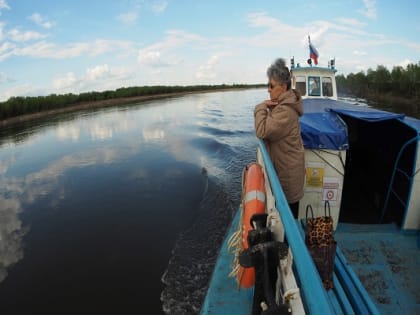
0, 88, 252, 128
363, 92, 420, 118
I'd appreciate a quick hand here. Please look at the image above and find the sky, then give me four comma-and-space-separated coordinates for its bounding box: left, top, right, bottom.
0, 0, 419, 102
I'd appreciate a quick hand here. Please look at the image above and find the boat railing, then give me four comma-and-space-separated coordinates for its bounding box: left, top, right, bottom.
259, 139, 382, 315
258, 139, 334, 314
380, 134, 419, 223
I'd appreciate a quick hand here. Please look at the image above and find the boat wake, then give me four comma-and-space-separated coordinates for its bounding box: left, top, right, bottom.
161, 178, 236, 315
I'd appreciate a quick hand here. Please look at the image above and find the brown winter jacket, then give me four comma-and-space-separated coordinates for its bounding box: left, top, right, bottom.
254, 89, 305, 204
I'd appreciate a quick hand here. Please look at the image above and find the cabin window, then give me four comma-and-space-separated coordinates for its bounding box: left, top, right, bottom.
309, 76, 320, 96
295, 76, 306, 96
322, 77, 333, 97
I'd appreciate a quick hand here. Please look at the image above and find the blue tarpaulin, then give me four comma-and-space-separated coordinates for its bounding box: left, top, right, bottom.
300, 112, 348, 150
327, 108, 405, 122
300, 100, 418, 150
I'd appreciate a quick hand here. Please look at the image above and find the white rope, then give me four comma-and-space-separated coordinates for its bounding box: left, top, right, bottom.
227, 207, 244, 280
283, 288, 300, 302
227, 165, 247, 281
311, 149, 345, 176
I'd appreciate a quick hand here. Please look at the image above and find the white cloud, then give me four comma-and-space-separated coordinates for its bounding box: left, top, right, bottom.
335, 17, 366, 28
53, 72, 77, 90
89, 39, 134, 57
117, 1, 167, 24
151, 0, 168, 14
195, 54, 230, 80
117, 11, 138, 24
0, 41, 15, 61
28, 13, 54, 29
398, 59, 413, 68
13, 41, 88, 59
0, 21, 4, 40
8, 28, 47, 42
246, 11, 315, 49
0, 63, 135, 101
85, 64, 111, 81
5, 39, 134, 61
163, 29, 204, 48
0, 71, 12, 83
138, 50, 166, 67
138, 29, 203, 68
353, 50, 367, 56
0, 83, 35, 102
358, 0, 377, 20
84, 64, 132, 83
247, 11, 283, 31
405, 40, 420, 53
49, 64, 134, 96
0, 0, 10, 12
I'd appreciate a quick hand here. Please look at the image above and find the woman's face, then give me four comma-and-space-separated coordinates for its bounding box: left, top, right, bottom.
267, 78, 287, 101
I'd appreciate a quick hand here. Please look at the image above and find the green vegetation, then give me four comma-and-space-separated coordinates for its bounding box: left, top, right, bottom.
336, 62, 420, 102
0, 84, 263, 121
2, 62, 420, 123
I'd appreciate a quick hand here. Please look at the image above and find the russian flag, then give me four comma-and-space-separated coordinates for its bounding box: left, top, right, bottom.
309, 36, 319, 65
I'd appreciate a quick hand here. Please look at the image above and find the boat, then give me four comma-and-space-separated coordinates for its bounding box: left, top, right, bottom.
200, 49, 420, 314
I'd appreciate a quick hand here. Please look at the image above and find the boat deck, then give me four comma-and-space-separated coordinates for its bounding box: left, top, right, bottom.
200, 210, 253, 314
334, 223, 420, 315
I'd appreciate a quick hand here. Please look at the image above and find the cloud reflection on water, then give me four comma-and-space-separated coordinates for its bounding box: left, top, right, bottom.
0, 195, 25, 282
0, 91, 250, 286
0, 139, 142, 283
0, 103, 200, 284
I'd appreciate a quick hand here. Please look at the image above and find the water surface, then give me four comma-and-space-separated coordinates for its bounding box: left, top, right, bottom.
0, 90, 416, 314
0, 90, 261, 314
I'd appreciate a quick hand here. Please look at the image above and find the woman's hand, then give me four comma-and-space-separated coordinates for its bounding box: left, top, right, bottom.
254, 99, 279, 115
264, 100, 279, 107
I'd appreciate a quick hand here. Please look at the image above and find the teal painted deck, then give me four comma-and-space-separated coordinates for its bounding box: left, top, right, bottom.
201, 139, 418, 314
200, 210, 254, 314
335, 223, 420, 315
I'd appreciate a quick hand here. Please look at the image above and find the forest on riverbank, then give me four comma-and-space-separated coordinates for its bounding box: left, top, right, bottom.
0, 84, 261, 121
1, 61, 419, 123
336, 62, 420, 105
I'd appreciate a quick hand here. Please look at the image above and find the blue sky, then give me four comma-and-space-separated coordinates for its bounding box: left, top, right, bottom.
0, 0, 419, 101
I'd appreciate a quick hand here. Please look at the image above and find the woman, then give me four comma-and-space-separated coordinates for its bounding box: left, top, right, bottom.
254, 58, 305, 218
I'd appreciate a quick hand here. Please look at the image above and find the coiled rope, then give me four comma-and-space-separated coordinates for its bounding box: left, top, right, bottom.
227, 166, 246, 281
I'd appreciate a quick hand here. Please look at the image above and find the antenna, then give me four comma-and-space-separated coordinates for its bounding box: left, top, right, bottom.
330, 58, 335, 70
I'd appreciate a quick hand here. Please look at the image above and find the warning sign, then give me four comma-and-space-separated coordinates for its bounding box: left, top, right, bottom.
305, 167, 324, 188
323, 189, 337, 201
322, 177, 339, 201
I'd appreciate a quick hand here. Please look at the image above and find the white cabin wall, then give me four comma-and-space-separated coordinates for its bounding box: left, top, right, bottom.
291, 68, 338, 100
298, 149, 346, 230
331, 77, 338, 100
403, 142, 420, 230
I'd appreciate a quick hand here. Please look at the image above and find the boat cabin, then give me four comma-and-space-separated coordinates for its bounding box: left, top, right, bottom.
291, 57, 338, 100
287, 57, 420, 233
201, 127, 419, 314
200, 54, 420, 315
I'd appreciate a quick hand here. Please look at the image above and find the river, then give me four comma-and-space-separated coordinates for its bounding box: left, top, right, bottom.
0, 89, 262, 314
0, 90, 417, 315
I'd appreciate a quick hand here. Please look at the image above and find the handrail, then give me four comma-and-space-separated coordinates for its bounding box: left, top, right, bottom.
258, 139, 334, 314
380, 135, 419, 223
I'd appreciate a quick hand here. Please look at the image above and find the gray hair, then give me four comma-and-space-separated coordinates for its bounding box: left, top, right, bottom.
267, 58, 291, 89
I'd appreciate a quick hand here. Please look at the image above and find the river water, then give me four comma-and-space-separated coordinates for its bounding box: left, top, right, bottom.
0, 89, 262, 314
0, 90, 417, 315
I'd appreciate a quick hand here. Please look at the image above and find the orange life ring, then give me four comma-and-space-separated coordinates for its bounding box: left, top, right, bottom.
237, 162, 266, 288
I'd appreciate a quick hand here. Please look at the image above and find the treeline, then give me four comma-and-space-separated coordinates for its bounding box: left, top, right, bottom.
0, 84, 261, 120
336, 62, 420, 100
